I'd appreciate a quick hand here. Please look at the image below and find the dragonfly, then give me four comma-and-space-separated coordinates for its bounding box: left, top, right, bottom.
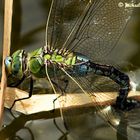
4, 0, 140, 139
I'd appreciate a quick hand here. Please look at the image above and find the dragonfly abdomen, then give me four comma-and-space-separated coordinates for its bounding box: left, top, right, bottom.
74, 53, 130, 89
74, 55, 131, 110
88, 62, 130, 88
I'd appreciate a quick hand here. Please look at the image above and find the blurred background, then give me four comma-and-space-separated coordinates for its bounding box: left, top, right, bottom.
0, 0, 140, 140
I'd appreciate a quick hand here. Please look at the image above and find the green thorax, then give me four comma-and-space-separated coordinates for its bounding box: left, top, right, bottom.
28, 48, 76, 78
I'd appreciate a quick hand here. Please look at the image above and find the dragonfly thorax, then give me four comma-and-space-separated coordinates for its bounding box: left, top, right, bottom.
27, 48, 77, 78
44, 51, 76, 66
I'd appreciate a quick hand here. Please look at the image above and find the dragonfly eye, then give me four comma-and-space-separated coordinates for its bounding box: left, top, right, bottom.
5, 56, 13, 75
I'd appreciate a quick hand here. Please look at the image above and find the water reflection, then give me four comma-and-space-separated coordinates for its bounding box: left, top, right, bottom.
1, 108, 67, 140
62, 104, 140, 140
1, 105, 140, 140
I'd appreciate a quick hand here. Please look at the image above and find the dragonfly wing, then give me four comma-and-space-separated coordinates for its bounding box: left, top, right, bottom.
46, 0, 90, 50
44, 0, 137, 139
46, 0, 134, 61
65, 0, 134, 61
57, 68, 130, 139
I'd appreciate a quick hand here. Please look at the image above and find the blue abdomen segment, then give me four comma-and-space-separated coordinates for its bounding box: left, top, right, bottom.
73, 64, 92, 76
72, 54, 92, 76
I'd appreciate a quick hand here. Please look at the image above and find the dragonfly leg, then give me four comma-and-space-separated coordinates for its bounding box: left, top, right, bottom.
88, 61, 140, 110
9, 77, 33, 111
51, 80, 68, 136
51, 80, 66, 111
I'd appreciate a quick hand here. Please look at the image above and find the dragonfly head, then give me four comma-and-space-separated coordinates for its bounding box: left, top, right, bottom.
5, 50, 27, 86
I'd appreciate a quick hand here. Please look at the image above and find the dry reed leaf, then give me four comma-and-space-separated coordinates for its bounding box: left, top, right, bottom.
0, 84, 140, 114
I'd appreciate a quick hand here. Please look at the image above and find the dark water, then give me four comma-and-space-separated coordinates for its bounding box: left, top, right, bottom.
0, 0, 140, 140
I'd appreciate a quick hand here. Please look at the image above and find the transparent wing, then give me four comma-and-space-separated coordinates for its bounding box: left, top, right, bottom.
46, 0, 89, 50
55, 67, 131, 139
46, 0, 134, 61
45, 0, 137, 139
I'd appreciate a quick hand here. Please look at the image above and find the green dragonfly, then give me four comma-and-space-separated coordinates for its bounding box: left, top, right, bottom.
4, 0, 140, 139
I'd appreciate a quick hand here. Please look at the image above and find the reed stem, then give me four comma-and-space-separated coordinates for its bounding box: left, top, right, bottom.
0, 0, 13, 126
